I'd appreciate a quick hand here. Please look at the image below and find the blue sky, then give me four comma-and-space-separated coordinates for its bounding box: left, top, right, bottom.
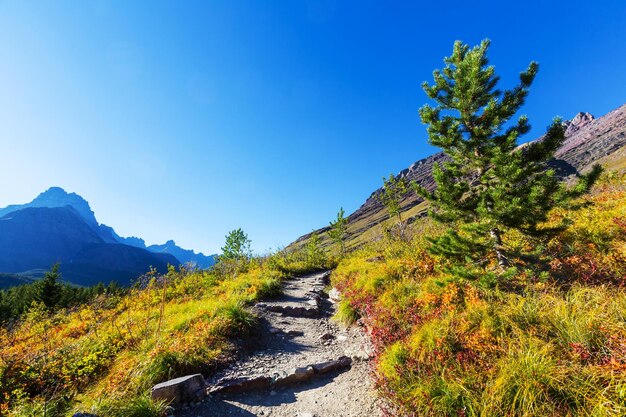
1, 1, 625, 255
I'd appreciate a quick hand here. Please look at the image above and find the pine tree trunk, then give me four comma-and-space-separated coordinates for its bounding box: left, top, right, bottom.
490, 228, 510, 268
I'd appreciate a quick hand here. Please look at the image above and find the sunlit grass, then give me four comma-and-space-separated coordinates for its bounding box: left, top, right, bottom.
332, 175, 626, 416
0, 251, 325, 416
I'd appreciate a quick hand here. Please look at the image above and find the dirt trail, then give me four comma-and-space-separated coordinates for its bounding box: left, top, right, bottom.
180, 271, 381, 417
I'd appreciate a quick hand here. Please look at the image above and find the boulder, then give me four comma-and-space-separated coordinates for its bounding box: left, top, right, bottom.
151, 374, 206, 405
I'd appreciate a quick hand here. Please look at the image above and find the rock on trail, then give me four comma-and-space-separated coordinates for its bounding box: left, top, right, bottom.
172, 270, 380, 417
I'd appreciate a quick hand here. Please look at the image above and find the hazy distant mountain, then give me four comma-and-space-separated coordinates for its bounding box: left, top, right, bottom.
99, 226, 215, 269
0, 187, 99, 229
0, 187, 216, 287
292, 104, 626, 249
117, 235, 147, 248
147, 240, 216, 269
0, 206, 177, 286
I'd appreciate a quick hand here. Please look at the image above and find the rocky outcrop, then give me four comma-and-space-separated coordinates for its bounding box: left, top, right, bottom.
556, 106, 626, 171
563, 111, 594, 136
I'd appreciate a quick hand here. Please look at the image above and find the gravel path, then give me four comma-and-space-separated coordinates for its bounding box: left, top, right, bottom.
179, 271, 381, 417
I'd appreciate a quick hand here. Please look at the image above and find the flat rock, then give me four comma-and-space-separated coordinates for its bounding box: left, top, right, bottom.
209, 376, 271, 396
152, 374, 206, 405
311, 356, 352, 374
264, 304, 319, 318
272, 366, 315, 387
305, 298, 319, 307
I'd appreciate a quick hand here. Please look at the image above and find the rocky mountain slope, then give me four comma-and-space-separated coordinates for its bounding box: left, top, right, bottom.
293, 104, 626, 249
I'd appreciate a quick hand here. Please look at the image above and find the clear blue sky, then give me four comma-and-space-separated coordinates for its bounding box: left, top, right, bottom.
1, 1, 625, 255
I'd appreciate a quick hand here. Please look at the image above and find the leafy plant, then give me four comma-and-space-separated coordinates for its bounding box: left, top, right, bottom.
220, 228, 252, 261
380, 173, 409, 226
328, 207, 348, 255
306, 232, 327, 270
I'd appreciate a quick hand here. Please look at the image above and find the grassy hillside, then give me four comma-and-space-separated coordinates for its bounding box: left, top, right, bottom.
0, 252, 327, 416
331, 174, 626, 416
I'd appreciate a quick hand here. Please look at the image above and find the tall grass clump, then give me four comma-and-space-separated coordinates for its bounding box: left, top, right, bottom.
97, 394, 168, 417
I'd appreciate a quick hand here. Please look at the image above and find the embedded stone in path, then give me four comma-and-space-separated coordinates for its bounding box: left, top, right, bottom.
311, 356, 352, 374
272, 366, 315, 387
209, 376, 271, 396
152, 374, 206, 404
258, 303, 320, 318
207, 356, 353, 397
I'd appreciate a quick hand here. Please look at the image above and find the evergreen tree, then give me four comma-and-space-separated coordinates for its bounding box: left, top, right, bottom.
306, 232, 326, 269
0, 290, 9, 322
380, 174, 409, 224
328, 207, 348, 255
415, 40, 601, 273
35, 263, 63, 310
220, 228, 252, 261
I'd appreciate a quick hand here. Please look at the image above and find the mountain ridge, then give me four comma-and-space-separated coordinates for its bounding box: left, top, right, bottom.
0, 206, 179, 286
0, 187, 216, 269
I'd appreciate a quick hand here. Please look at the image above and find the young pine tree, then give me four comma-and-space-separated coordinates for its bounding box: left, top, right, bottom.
220, 228, 252, 261
35, 263, 63, 310
306, 232, 326, 270
380, 174, 409, 225
328, 207, 348, 255
415, 40, 601, 274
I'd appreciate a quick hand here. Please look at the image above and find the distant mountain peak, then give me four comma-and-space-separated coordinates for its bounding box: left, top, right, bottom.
41, 186, 67, 194
36, 186, 82, 201
0, 186, 99, 229
41, 186, 70, 194
30, 186, 99, 229
564, 111, 595, 136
